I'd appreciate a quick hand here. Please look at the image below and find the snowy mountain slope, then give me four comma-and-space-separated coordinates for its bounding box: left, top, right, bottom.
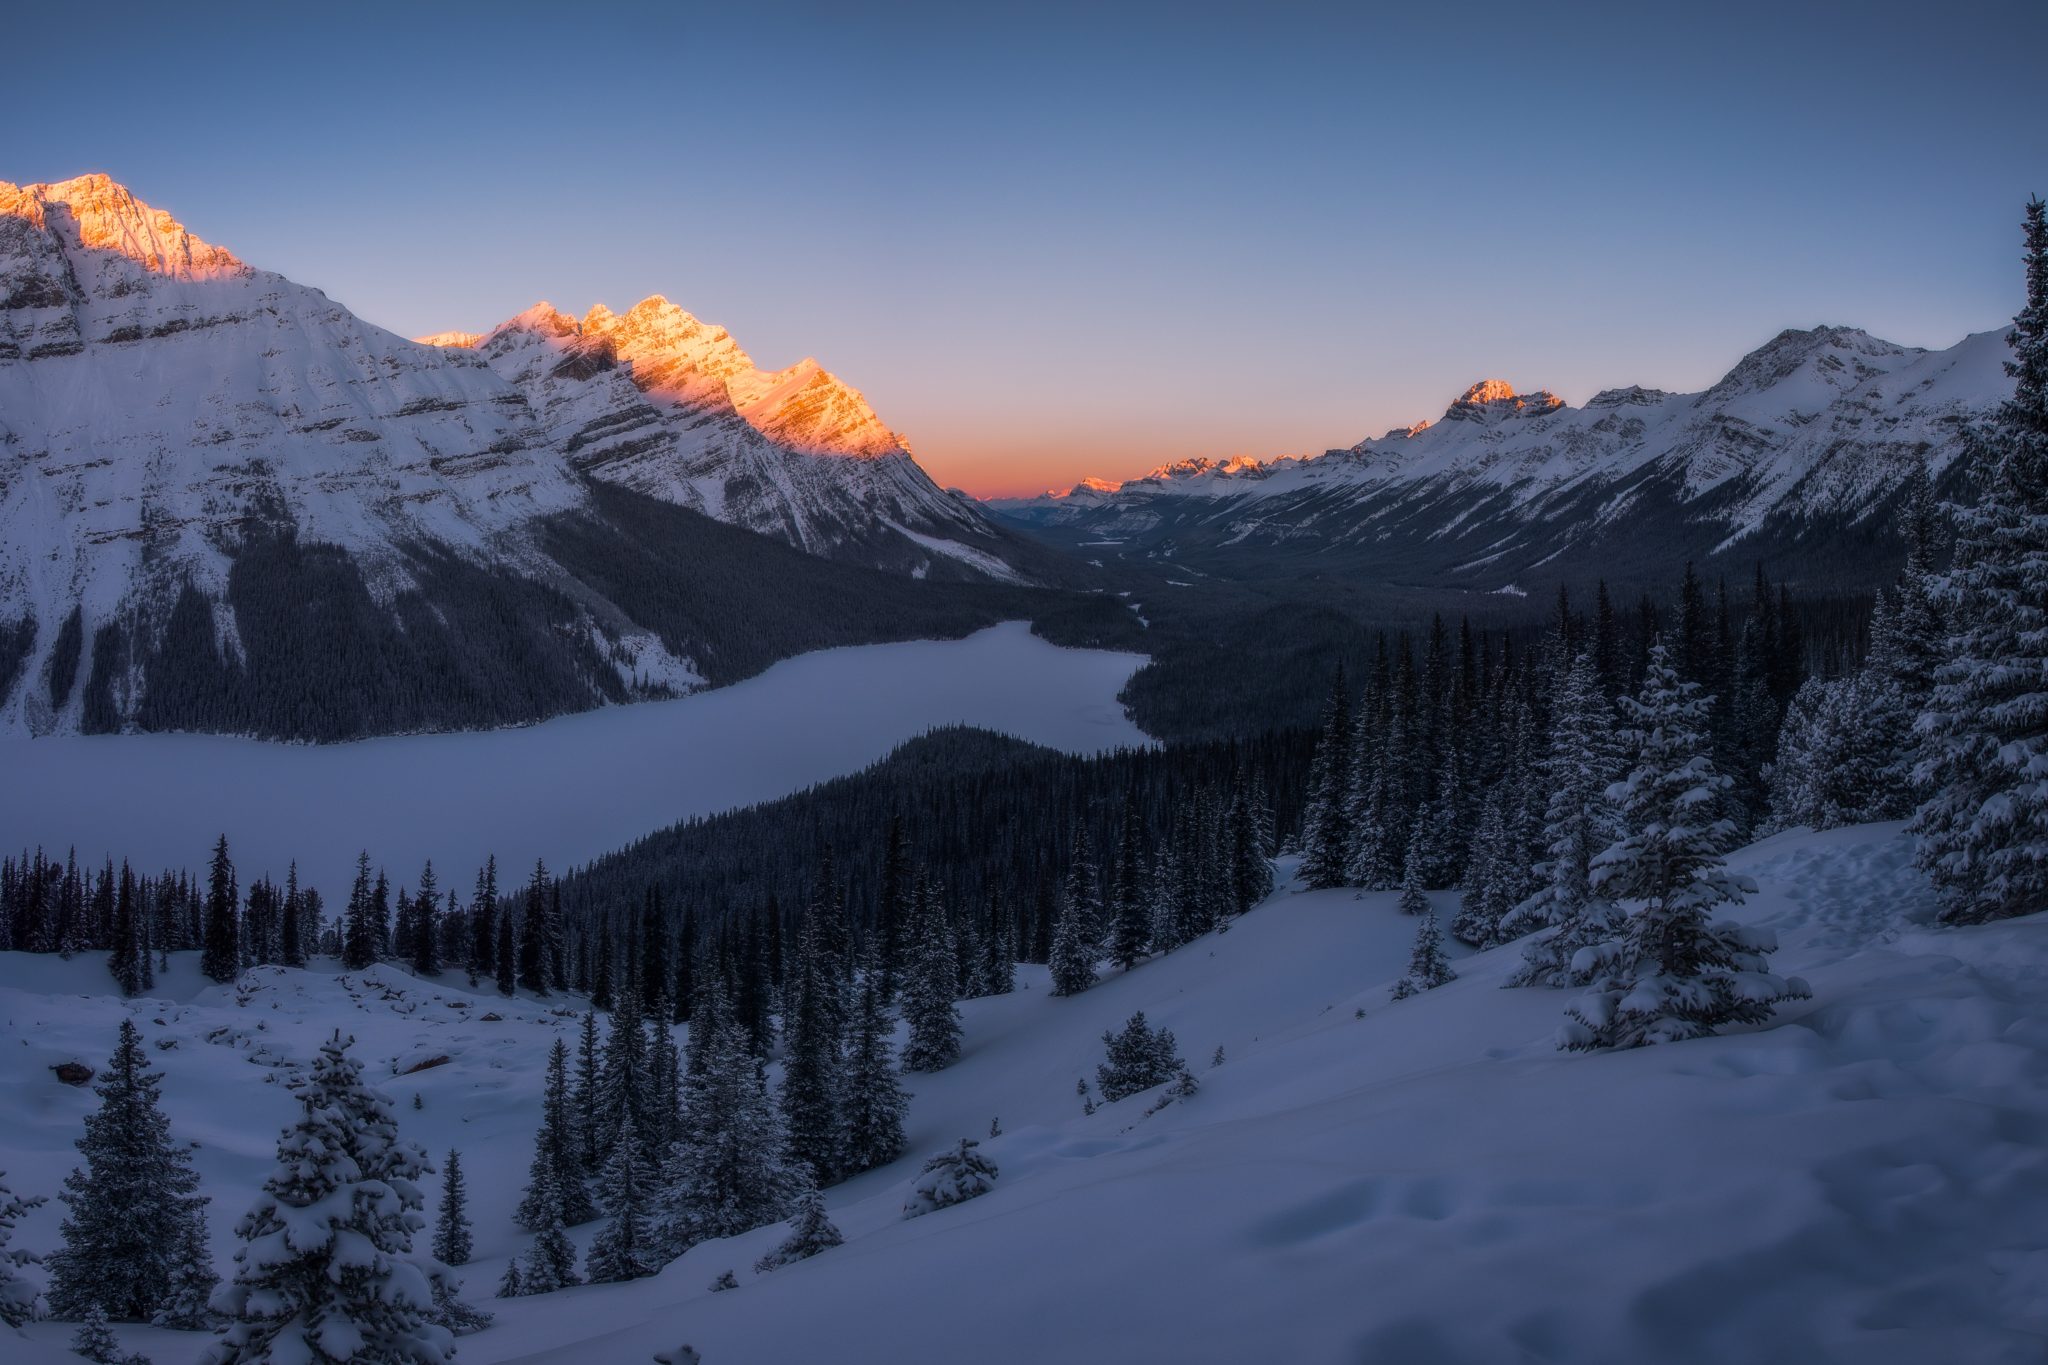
5, 821, 2043, 1363
433, 297, 1012, 569
0, 175, 1083, 741
993, 326, 2008, 592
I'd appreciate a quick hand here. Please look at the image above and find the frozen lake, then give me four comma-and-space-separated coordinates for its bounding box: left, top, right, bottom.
0, 622, 1149, 899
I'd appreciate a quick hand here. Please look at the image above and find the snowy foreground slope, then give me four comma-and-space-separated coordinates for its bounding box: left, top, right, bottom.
4, 822, 2044, 1364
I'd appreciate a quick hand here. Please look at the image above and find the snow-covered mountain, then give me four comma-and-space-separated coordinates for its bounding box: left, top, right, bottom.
992, 326, 2008, 591
0, 174, 1053, 740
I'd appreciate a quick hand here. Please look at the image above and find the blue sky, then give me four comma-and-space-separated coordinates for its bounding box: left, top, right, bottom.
7, 0, 2042, 493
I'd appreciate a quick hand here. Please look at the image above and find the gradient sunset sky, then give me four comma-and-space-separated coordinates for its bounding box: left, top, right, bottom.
9, 0, 2043, 496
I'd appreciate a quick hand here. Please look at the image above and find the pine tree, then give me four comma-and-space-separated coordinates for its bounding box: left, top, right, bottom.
1562, 645, 1811, 1050
108, 862, 145, 997
1300, 670, 1355, 888
1095, 1011, 1182, 1102
517, 861, 550, 996
1390, 906, 1455, 1000
779, 910, 845, 1186
516, 1039, 595, 1230
200, 835, 238, 983
1107, 796, 1151, 971
1505, 652, 1625, 986
70, 1301, 141, 1365
409, 862, 441, 978
1047, 868, 1099, 997
1913, 197, 2048, 925
493, 907, 516, 997
467, 858, 497, 987
752, 1186, 842, 1273
840, 954, 909, 1175
570, 1011, 603, 1173
1396, 825, 1429, 918
1450, 787, 1514, 947
1226, 765, 1275, 913
341, 851, 378, 971
901, 1139, 998, 1219
513, 1166, 581, 1296
660, 997, 795, 1252
900, 877, 962, 1072
207, 1033, 452, 1364
152, 1216, 217, 1330
584, 1115, 659, 1284
0, 1170, 46, 1327
431, 1149, 471, 1268
47, 1020, 208, 1323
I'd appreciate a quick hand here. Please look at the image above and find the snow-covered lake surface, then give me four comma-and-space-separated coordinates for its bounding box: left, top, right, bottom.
0, 622, 1149, 896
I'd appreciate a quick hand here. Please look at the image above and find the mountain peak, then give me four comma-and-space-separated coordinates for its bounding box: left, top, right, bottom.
1444, 378, 1563, 423
0, 173, 245, 282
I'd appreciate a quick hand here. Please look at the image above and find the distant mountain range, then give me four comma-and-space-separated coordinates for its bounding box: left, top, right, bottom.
0, 174, 1079, 740
989, 324, 2005, 595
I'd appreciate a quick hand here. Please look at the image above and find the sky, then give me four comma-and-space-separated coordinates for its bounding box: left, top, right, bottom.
5, 0, 2043, 496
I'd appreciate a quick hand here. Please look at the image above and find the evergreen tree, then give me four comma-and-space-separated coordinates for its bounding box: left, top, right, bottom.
107, 862, 145, 997
901, 1139, 998, 1219
1913, 197, 2048, 924
1505, 652, 1625, 986
70, 1301, 144, 1365
280, 864, 307, 970
779, 909, 845, 1186
431, 1150, 471, 1268
517, 861, 550, 996
409, 862, 441, 978
0, 1170, 46, 1327
200, 836, 238, 983
752, 1186, 842, 1273
48, 1020, 208, 1323
152, 1217, 217, 1330
839, 954, 909, 1174
1300, 670, 1355, 888
900, 877, 961, 1073
660, 997, 795, 1252
513, 1166, 581, 1296
1450, 787, 1514, 948
1390, 906, 1455, 999
1047, 863, 1099, 998
1396, 825, 1429, 918
1562, 645, 1811, 1050
341, 852, 378, 971
207, 1033, 452, 1364
1107, 796, 1151, 971
467, 858, 497, 987
584, 1115, 658, 1284
1095, 1012, 1182, 1102
493, 907, 516, 997
516, 1039, 595, 1230
570, 1011, 603, 1174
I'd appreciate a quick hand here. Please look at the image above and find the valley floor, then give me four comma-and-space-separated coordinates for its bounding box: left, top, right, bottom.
2, 821, 2043, 1363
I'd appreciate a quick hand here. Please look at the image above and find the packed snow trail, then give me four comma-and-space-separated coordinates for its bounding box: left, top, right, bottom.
3, 822, 2045, 1363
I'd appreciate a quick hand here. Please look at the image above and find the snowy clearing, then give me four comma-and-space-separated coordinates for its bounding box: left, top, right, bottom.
0, 623, 1148, 899
4, 821, 2044, 1363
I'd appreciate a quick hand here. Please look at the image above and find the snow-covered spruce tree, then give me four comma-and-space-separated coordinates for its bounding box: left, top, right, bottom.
1450, 786, 1514, 948
1107, 797, 1152, 972
408, 861, 441, 978
1396, 825, 1429, 918
901, 1139, 998, 1220
0, 1170, 45, 1327
431, 1149, 471, 1267
570, 1011, 602, 1173
1300, 669, 1355, 889
585, 1114, 659, 1284
1561, 645, 1810, 1051
839, 953, 909, 1175
516, 1038, 595, 1231
151, 1217, 218, 1330
660, 995, 796, 1253
512, 1164, 581, 1295
47, 1019, 208, 1323
207, 1032, 453, 1365
900, 878, 962, 1072
1767, 670, 1905, 832
494, 1263, 522, 1300
1913, 198, 2048, 924
341, 851, 378, 971
779, 910, 845, 1186
1390, 906, 1455, 1000
596, 982, 652, 1169
1095, 1012, 1183, 1103
70, 1301, 146, 1365
752, 1185, 843, 1273
1504, 651, 1625, 986
1046, 876, 1099, 997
